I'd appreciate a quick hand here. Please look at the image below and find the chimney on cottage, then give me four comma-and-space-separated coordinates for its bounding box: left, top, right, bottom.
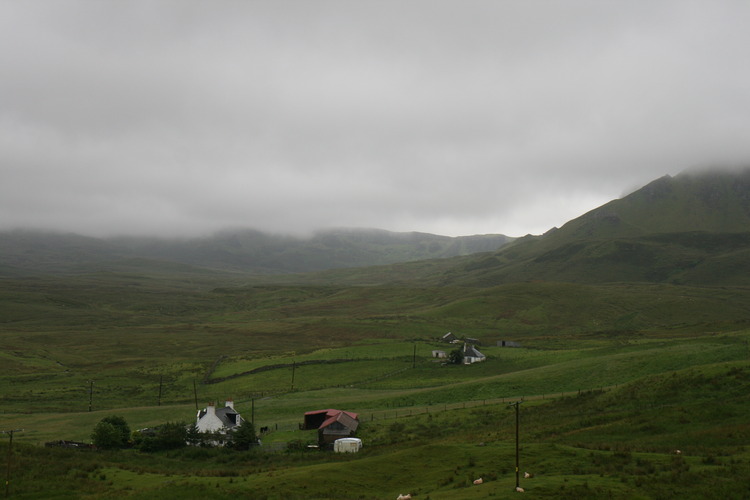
206, 402, 216, 416
225, 399, 234, 410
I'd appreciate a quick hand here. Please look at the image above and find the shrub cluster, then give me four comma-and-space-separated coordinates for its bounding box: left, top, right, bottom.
91, 416, 130, 450
92, 416, 258, 453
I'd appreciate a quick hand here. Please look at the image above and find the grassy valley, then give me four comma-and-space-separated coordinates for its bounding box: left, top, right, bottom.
2, 270, 750, 498
2, 169, 750, 498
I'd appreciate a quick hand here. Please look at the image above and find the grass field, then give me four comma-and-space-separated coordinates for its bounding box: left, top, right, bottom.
2, 271, 750, 498
4, 361, 750, 498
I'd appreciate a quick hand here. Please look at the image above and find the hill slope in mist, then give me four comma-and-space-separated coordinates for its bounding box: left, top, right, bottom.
553, 168, 750, 239
439, 168, 750, 286
290, 168, 750, 287
0, 227, 513, 275
4, 168, 750, 286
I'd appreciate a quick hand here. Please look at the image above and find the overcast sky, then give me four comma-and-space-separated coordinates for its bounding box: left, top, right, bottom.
2, 1, 750, 238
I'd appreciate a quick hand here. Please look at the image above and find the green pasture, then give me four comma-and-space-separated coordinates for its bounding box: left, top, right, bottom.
209, 340, 421, 379
4, 361, 750, 499
5, 330, 749, 445
3, 272, 750, 497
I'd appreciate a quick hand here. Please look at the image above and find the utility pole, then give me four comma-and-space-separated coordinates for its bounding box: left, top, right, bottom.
251, 398, 255, 427
3, 428, 23, 498
88, 380, 94, 412
157, 375, 163, 407
290, 361, 296, 391
193, 380, 198, 410
412, 344, 416, 368
508, 401, 523, 490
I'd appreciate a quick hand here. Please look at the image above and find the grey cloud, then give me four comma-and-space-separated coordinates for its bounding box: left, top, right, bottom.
2, 1, 750, 238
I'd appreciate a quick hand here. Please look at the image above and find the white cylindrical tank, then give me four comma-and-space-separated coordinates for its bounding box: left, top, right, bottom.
333, 437, 362, 453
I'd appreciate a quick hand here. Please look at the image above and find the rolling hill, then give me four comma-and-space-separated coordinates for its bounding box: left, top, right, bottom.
4, 168, 750, 499
0, 227, 513, 276
5, 168, 749, 287
426, 168, 750, 286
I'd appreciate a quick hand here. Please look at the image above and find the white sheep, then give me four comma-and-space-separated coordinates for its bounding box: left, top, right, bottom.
524, 471, 533, 479
473, 478, 483, 485
396, 494, 412, 500
516, 486, 525, 492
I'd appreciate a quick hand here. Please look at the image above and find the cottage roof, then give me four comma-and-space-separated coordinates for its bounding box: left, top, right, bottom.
304, 409, 359, 430
197, 406, 241, 428
463, 344, 485, 359
304, 409, 359, 420
320, 410, 359, 432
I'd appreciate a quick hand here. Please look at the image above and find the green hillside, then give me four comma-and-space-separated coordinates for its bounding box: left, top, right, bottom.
423, 169, 750, 286
250, 169, 750, 288
3, 169, 750, 498
566, 169, 750, 237
3, 339, 749, 498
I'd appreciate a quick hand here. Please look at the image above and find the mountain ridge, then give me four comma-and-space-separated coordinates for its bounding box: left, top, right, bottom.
436, 168, 750, 286
4, 168, 750, 285
280, 168, 750, 287
0, 227, 513, 276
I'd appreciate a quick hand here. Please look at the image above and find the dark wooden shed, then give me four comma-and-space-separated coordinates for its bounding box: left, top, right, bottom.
303, 409, 360, 446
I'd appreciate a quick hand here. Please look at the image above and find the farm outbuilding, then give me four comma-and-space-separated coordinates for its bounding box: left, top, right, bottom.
441, 332, 458, 343
432, 350, 447, 358
303, 409, 360, 446
498, 340, 522, 348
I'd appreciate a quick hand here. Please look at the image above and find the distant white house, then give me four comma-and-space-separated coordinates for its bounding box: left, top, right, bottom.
196, 400, 243, 433
462, 343, 486, 364
441, 332, 458, 343
432, 350, 447, 359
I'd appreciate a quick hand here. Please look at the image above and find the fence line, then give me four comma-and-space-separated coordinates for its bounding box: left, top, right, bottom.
254, 387, 613, 437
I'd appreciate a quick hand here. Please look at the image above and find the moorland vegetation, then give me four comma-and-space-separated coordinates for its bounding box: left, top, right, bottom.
2, 169, 750, 498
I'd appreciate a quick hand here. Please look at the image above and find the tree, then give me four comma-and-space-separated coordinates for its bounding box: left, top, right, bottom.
98, 415, 131, 447
92, 415, 130, 449
228, 419, 258, 450
186, 422, 202, 446
92, 421, 125, 450
136, 422, 188, 452
153, 422, 188, 451
447, 348, 464, 365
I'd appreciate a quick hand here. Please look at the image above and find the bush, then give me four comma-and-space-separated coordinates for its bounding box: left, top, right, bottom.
227, 420, 258, 451
186, 423, 201, 446
92, 418, 129, 450
286, 439, 308, 452
154, 422, 189, 451
90, 415, 131, 450
100, 415, 131, 445
447, 349, 464, 365
135, 422, 188, 452
92, 422, 121, 450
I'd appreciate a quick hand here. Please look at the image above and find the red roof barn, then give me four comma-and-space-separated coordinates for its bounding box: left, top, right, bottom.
303, 409, 360, 446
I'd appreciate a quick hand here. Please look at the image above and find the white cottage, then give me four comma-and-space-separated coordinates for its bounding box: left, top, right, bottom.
462, 343, 486, 364
196, 400, 243, 433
